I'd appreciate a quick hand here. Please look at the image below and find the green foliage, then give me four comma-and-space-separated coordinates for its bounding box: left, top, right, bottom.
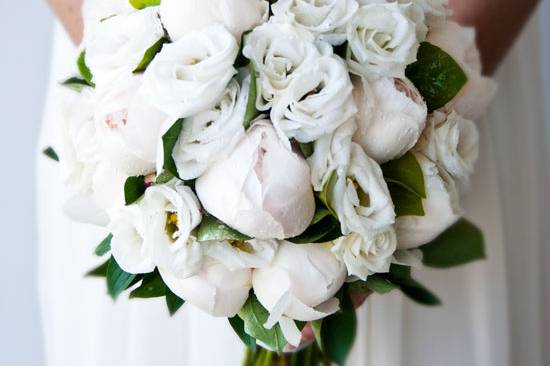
288, 209, 342, 244
229, 316, 257, 352
128, 0, 161, 10
382, 265, 441, 306
165, 288, 185, 316
106, 256, 136, 300
320, 292, 357, 365
42, 147, 59, 162
124, 176, 147, 205
162, 119, 184, 178
196, 215, 251, 242
86, 259, 110, 277
133, 37, 168, 73
77, 50, 94, 87
129, 270, 167, 299
60, 77, 91, 92
94, 234, 113, 256
243, 63, 259, 129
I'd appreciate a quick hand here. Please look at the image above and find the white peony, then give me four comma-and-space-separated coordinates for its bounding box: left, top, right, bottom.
85, 7, 165, 86
308, 119, 356, 191
427, 21, 497, 121
271, 0, 359, 45
141, 182, 203, 279
172, 79, 247, 180
352, 76, 427, 163
204, 239, 278, 271
196, 122, 315, 239
332, 228, 397, 280
160, 257, 251, 317
159, 0, 268, 41
416, 110, 479, 188
94, 74, 167, 177
271, 55, 357, 143
347, 3, 419, 80
141, 25, 238, 118
396, 153, 461, 249
243, 23, 324, 110
330, 144, 396, 236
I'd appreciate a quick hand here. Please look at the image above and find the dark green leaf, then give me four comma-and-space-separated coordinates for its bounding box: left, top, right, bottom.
124, 176, 147, 205
234, 30, 252, 68
243, 63, 259, 129
155, 171, 175, 185
347, 275, 398, 295
94, 234, 113, 256
288, 212, 341, 244
133, 37, 168, 73
106, 257, 136, 300
197, 215, 251, 242
128, 0, 160, 9
129, 270, 167, 299
60, 77, 90, 92
311, 320, 324, 352
420, 218, 485, 268
382, 152, 426, 199
165, 288, 185, 316
387, 182, 425, 217
77, 50, 94, 87
406, 42, 468, 111
86, 259, 110, 277
238, 294, 287, 353
162, 119, 184, 178
321, 292, 357, 365
383, 265, 441, 306
299, 142, 314, 158
229, 316, 257, 352
42, 146, 59, 162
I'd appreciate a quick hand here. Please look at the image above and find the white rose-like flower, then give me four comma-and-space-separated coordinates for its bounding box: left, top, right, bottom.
82, 0, 134, 42
352, 76, 427, 163
204, 239, 278, 271
330, 144, 396, 236
427, 21, 497, 121
160, 257, 251, 317
108, 204, 155, 274
332, 228, 397, 280
271, 0, 359, 45
196, 122, 315, 239
85, 7, 165, 85
243, 23, 324, 110
141, 25, 238, 118
416, 111, 479, 188
309, 119, 356, 191
160, 0, 268, 41
253, 243, 346, 344
271, 55, 357, 143
172, 79, 247, 180
94, 74, 167, 176
141, 182, 203, 279
396, 153, 461, 249
347, 3, 419, 80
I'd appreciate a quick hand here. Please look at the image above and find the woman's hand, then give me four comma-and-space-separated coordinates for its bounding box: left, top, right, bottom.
47, 0, 84, 44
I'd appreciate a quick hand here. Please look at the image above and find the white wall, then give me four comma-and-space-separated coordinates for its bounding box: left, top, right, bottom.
0, 1, 52, 365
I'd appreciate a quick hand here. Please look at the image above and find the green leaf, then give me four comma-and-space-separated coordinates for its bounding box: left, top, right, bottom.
318, 171, 338, 218
238, 294, 287, 353
406, 42, 468, 111
155, 171, 175, 185
333, 41, 348, 59
234, 30, 252, 68
311, 320, 324, 352
94, 234, 113, 256
162, 119, 184, 178
60, 77, 90, 92
321, 292, 357, 365
288, 211, 341, 244
347, 275, 398, 295
128, 0, 160, 10
197, 215, 251, 242
86, 259, 110, 277
133, 37, 168, 73
165, 288, 185, 316
243, 63, 259, 129
42, 146, 59, 162
383, 265, 441, 306
129, 270, 167, 299
77, 50, 94, 87
229, 316, 257, 352
106, 256, 136, 300
124, 176, 147, 205
387, 182, 425, 217
382, 152, 426, 199
420, 218, 485, 268
299, 142, 314, 158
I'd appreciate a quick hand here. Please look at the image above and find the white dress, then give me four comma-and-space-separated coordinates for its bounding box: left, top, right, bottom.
37, 16, 548, 366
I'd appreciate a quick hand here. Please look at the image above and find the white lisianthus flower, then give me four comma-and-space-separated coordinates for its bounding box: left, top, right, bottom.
427, 21, 497, 121
108, 204, 155, 274
352, 76, 427, 163
271, 55, 357, 143
330, 144, 396, 236
196, 122, 315, 239
271, 0, 359, 45
160, 257, 251, 317
416, 111, 479, 188
94, 74, 167, 176
141, 25, 238, 118
90, 161, 128, 211
346, 3, 419, 80
159, 0, 268, 41
85, 7, 165, 85
396, 153, 461, 249
410, 0, 448, 18
172, 79, 247, 180
309, 119, 356, 191
204, 239, 278, 271
243, 23, 324, 110
332, 228, 397, 280
141, 182, 203, 279
82, 0, 134, 42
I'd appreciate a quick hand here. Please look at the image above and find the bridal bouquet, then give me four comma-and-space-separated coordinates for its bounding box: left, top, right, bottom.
46, 0, 496, 364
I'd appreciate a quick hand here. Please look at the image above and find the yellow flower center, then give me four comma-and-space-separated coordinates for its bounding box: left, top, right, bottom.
228, 240, 254, 253
165, 212, 179, 242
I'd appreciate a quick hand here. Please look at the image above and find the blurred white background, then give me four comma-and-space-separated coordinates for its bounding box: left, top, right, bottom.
0, 2, 549, 366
